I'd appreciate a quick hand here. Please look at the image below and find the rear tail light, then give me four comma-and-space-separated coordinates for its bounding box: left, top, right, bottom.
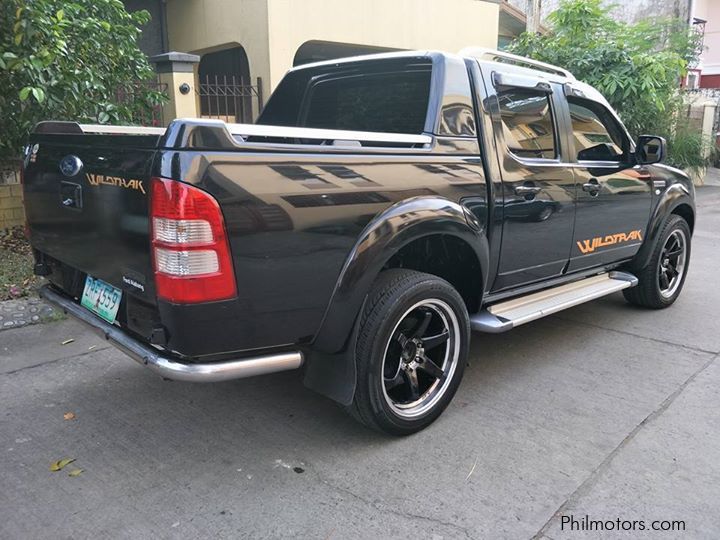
154, 248, 219, 275
150, 177, 237, 303
152, 217, 213, 244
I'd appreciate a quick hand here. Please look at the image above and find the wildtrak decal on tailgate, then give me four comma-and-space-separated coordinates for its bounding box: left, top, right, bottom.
85, 173, 146, 194
577, 230, 643, 254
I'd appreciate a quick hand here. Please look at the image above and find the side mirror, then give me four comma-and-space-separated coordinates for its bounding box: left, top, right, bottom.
636, 135, 666, 165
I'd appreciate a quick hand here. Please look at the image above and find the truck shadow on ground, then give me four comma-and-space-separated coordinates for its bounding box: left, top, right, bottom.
39, 306, 588, 452
45, 291, 672, 457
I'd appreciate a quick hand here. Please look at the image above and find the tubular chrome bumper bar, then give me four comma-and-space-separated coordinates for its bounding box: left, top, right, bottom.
39, 285, 304, 383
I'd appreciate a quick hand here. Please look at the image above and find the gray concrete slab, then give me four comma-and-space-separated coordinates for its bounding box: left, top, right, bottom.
0, 318, 110, 374
1, 187, 719, 539
703, 167, 720, 187
542, 355, 720, 539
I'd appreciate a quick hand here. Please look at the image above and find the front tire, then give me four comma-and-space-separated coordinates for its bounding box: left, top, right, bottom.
623, 214, 691, 309
347, 269, 470, 435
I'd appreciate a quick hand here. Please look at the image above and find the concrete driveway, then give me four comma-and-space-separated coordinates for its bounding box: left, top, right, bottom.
2, 188, 719, 539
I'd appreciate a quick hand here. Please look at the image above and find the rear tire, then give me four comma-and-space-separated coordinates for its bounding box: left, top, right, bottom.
347, 269, 470, 435
623, 214, 691, 309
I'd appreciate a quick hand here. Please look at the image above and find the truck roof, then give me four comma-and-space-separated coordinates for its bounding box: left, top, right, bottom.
290, 47, 575, 82
34, 47, 610, 148
287, 47, 607, 107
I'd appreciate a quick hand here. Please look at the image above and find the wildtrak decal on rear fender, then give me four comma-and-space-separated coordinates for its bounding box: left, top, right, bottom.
85, 173, 146, 194
577, 230, 643, 254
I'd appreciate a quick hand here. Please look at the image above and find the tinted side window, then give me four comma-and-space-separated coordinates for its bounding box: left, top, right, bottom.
302, 70, 431, 134
568, 97, 627, 162
498, 88, 556, 160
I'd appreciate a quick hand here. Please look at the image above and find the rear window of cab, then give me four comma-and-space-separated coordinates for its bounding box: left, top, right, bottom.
258, 59, 433, 134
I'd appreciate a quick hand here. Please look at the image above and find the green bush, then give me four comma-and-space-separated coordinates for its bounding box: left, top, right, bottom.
665, 122, 717, 174
509, 0, 712, 170
0, 0, 167, 161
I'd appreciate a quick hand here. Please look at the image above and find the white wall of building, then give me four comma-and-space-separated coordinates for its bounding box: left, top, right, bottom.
693, 0, 720, 78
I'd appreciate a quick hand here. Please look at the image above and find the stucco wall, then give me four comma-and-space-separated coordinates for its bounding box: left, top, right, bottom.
165, 0, 273, 93
265, 0, 499, 89
166, 0, 499, 94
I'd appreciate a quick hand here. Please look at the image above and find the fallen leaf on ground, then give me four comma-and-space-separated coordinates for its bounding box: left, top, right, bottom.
63, 412, 75, 420
465, 457, 478, 481
68, 468, 83, 477
50, 458, 76, 472
61, 339, 74, 345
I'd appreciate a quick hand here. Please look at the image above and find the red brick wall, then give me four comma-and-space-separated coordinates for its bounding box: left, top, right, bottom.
700, 74, 720, 89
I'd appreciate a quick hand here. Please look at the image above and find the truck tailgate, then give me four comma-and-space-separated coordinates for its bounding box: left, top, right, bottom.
24, 133, 158, 302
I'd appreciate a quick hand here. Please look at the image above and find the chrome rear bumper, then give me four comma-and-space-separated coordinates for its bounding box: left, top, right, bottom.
39, 285, 304, 382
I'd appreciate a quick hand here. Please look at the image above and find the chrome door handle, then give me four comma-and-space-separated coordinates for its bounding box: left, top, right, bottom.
582, 179, 601, 195
514, 185, 542, 196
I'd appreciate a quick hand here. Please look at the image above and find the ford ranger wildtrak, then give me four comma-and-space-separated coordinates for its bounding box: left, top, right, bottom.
23, 48, 695, 435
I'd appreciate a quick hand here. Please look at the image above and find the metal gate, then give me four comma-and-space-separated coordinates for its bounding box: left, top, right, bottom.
197, 75, 264, 124
116, 80, 168, 127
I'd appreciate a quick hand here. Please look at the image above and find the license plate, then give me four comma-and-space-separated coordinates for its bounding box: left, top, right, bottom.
81, 276, 122, 323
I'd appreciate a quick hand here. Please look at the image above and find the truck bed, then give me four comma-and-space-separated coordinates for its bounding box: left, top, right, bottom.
23, 52, 484, 361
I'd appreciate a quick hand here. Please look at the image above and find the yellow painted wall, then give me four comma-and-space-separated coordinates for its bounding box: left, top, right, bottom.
166, 0, 273, 89
157, 71, 200, 122
266, 0, 499, 88
166, 0, 499, 105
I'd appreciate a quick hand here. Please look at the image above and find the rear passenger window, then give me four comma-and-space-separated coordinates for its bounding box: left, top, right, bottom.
498, 88, 556, 160
568, 97, 627, 162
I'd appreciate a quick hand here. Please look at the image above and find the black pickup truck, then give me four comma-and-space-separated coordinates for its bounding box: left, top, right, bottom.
23, 49, 695, 435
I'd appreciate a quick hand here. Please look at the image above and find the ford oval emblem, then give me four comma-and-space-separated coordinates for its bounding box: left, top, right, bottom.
59, 155, 83, 177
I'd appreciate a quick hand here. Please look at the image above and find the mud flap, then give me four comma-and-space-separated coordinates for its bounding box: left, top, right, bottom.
302, 300, 365, 406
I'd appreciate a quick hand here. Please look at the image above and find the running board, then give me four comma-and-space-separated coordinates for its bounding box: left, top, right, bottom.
471, 271, 638, 333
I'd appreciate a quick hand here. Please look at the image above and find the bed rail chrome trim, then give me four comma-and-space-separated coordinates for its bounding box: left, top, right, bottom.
224, 122, 433, 145
77, 124, 167, 135
37, 120, 431, 147
39, 285, 304, 382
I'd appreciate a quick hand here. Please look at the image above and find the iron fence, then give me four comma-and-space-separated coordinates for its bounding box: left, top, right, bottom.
115, 80, 168, 127
197, 74, 264, 124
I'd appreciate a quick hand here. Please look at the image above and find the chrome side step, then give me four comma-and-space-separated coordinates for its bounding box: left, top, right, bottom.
471, 271, 638, 333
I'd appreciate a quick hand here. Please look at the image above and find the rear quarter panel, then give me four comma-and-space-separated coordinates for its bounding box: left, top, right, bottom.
159, 145, 487, 353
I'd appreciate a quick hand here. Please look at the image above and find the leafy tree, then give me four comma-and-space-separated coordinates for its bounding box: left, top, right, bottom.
0, 0, 167, 161
508, 0, 702, 144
